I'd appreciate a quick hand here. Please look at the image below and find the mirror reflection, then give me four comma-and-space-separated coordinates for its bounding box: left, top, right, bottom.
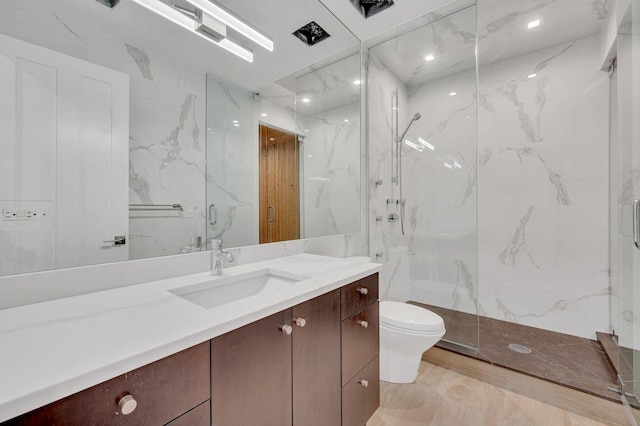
0, 0, 361, 277
206, 53, 361, 248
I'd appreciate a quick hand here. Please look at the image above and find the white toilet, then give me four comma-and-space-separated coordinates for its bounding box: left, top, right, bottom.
379, 301, 446, 383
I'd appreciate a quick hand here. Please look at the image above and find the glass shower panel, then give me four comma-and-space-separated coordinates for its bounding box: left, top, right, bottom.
206, 76, 258, 249
367, 6, 478, 349
617, 0, 640, 416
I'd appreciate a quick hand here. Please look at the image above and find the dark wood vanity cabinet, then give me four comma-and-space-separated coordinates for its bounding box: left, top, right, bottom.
3, 273, 379, 426
5, 342, 210, 426
211, 289, 342, 426
211, 309, 293, 425
341, 274, 380, 426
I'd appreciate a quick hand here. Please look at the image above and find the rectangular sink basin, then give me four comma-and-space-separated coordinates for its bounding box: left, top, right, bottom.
169, 269, 308, 309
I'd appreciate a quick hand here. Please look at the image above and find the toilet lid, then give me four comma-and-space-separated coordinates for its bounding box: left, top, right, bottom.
380, 301, 445, 333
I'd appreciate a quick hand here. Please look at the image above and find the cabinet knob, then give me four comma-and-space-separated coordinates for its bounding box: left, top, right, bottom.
356, 320, 369, 328
359, 379, 369, 388
280, 324, 293, 335
117, 394, 137, 415
294, 317, 306, 327
357, 287, 369, 295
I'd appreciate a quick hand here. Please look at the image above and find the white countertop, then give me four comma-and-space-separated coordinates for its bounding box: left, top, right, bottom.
0, 254, 381, 422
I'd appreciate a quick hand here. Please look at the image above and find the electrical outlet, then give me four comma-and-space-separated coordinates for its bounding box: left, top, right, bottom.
3, 209, 39, 221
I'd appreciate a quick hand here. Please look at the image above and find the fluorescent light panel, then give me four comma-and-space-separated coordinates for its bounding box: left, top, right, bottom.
184, 0, 274, 51
130, 0, 253, 62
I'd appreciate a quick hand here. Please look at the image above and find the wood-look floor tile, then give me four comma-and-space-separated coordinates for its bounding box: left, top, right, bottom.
367, 362, 612, 426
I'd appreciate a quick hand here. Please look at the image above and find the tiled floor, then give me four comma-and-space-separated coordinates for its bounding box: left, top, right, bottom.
410, 303, 620, 403
368, 361, 612, 426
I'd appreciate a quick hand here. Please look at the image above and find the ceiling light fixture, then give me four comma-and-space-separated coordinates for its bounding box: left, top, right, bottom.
353, 79, 361, 85
130, 0, 253, 62
183, 0, 273, 51
425, 54, 435, 62
528, 73, 537, 79
301, 98, 311, 103
261, 113, 268, 117
444, 162, 453, 169
344, 119, 349, 122
449, 92, 456, 96
527, 19, 540, 29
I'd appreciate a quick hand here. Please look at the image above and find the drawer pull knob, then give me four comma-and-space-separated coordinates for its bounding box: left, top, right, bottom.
357, 320, 369, 328
117, 394, 137, 415
357, 287, 369, 295
359, 379, 369, 388
280, 324, 293, 335
294, 317, 306, 327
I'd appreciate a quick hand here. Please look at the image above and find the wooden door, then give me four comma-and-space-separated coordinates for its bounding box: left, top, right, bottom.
292, 289, 342, 426
211, 309, 293, 426
259, 125, 300, 243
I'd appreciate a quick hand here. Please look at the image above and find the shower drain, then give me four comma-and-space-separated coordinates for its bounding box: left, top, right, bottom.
507, 343, 532, 354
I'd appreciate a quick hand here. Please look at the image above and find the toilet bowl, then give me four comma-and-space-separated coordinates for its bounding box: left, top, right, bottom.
379, 301, 446, 383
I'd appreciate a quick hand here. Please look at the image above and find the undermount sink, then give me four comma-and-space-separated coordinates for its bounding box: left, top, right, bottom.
169, 269, 308, 309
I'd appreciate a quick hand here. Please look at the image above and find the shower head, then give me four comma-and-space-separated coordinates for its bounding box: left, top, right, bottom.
397, 112, 422, 142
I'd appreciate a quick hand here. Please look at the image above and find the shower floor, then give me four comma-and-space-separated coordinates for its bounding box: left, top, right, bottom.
409, 302, 620, 403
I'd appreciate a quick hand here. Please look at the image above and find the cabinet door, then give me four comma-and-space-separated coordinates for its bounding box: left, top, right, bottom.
211, 309, 293, 426
292, 289, 341, 426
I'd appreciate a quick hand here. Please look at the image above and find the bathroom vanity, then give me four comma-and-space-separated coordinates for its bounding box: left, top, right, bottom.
0, 255, 381, 425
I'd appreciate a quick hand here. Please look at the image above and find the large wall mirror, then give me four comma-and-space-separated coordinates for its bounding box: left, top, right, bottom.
206, 53, 361, 248
0, 0, 361, 277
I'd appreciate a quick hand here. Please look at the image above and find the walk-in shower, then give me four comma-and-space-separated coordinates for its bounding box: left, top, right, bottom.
368, 0, 634, 416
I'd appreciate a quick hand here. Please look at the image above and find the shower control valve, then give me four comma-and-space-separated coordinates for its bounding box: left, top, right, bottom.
388, 212, 399, 223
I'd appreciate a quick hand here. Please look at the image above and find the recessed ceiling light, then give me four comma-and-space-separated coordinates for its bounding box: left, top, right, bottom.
344, 119, 349, 122
528, 19, 540, 29
453, 161, 462, 169
233, 123, 240, 127
528, 73, 537, 79
424, 54, 435, 62
301, 98, 310, 103
444, 162, 453, 169
261, 113, 268, 117
449, 92, 456, 96
269, 137, 275, 141
308, 154, 312, 158
232, 120, 239, 123
353, 79, 361, 85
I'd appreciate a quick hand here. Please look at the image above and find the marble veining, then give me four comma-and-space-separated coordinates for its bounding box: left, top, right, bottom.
125, 43, 153, 81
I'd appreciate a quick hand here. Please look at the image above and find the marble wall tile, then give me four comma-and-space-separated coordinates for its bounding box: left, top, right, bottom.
477, 34, 609, 338
299, 102, 361, 238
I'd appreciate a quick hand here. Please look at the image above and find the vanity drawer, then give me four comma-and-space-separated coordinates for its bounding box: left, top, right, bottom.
341, 273, 378, 320
341, 302, 379, 385
342, 356, 380, 426
7, 342, 210, 426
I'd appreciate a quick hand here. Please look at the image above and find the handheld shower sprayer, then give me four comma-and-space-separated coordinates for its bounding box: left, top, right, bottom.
397, 113, 422, 143
394, 111, 422, 236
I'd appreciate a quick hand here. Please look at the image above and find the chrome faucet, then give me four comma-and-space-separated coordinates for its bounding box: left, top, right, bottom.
211, 239, 234, 275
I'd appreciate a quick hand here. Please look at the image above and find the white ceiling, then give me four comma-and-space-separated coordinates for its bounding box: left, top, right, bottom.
369, 0, 610, 88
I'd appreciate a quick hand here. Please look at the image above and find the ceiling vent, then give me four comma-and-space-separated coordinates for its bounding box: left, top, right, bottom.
293, 21, 331, 46
350, 0, 394, 18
